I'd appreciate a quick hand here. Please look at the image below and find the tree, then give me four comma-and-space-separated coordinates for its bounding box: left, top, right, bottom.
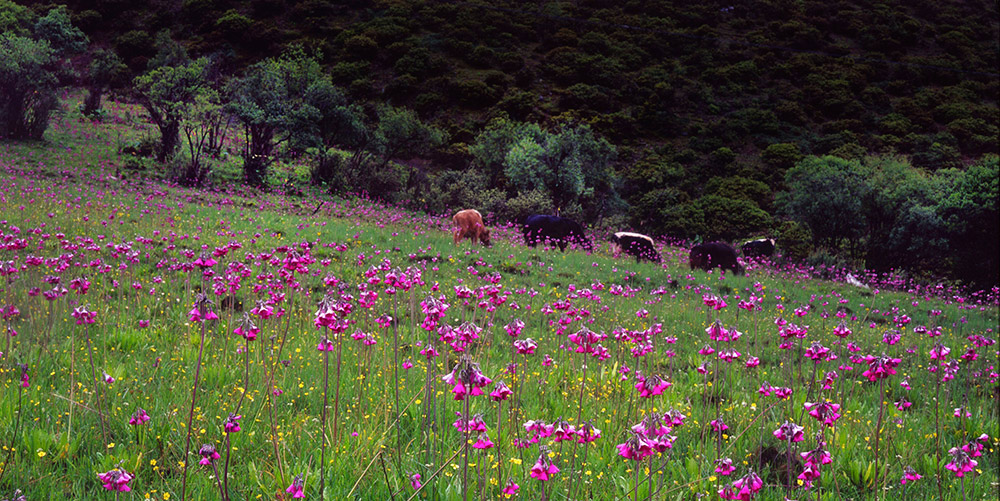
134, 58, 209, 162
469, 118, 620, 221
227, 47, 325, 186
177, 87, 226, 186
83, 48, 127, 117
937, 155, 999, 286
0, 5, 86, 140
32, 6, 87, 56
287, 78, 369, 189
778, 156, 869, 250
0, 34, 56, 140
373, 104, 446, 170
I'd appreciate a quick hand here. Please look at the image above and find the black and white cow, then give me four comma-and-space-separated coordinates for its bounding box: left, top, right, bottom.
741, 238, 775, 258
521, 215, 593, 252
689, 242, 743, 274
610, 232, 661, 263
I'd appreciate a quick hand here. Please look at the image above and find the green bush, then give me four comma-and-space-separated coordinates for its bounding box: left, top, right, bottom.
777, 220, 813, 261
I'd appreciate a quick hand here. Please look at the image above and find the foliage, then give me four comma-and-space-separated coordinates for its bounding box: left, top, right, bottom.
470, 118, 619, 221
226, 46, 325, 186
936, 155, 1000, 287
133, 57, 209, 162
779, 156, 869, 248
32, 5, 88, 56
0, 33, 57, 140
83, 48, 128, 117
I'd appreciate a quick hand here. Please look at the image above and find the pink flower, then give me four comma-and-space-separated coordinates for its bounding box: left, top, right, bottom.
715, 457, 736, 476
97, 467, 133, 492
409, 473, 422, 490
473, 432, 495, 449
944, 447, 977, 477
198, 443, 220, 465
862, 353, 901, 381
710, 418, 729, 433
71, 306, 97, 325
285, 474, 305, 498
617, 433, 654, 461
530, 452, 559, 481
634, 373, 671, 398
803, 401, 841, 427
502, 480, 520, 496
441, 356, 492, 401
402, 358, 414, 370
773, 421, 804, 442
224, 413, 241, 433
901, 466, 922, 484
128, 408, 150, 426
489, 381, 513, 401
514, 338, 537, 354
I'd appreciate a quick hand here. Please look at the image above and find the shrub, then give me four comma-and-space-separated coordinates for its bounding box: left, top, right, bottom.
777, 220, 813, 261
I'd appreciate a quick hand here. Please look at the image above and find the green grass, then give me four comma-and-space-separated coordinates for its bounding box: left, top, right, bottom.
0, 98, 996, 500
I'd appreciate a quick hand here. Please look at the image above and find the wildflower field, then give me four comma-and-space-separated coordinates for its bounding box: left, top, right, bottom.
0, 99, 997, 500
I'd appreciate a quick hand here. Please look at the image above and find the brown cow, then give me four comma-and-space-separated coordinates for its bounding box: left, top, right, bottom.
453, 209, 491, 246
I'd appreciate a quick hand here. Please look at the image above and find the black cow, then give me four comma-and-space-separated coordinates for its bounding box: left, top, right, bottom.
610, 232, 661, 263
689, 242, 743, 274
521, 215, 593, 252
741, 238, 775, 258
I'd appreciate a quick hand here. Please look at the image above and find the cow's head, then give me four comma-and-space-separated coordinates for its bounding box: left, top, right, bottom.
480, 228, 491, 247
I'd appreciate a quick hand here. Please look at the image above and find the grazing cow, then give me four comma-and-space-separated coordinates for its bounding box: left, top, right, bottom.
452, 209, 491, 247
689, 242, 743, 274
521, 215, 593, 252
741, 238, 776, 258
610, 232, 661, 263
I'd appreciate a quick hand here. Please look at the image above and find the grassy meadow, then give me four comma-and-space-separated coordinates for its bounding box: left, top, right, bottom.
0, 95, 997, 500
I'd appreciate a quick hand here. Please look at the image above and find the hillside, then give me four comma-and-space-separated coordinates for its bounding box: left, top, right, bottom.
4, 0, 999, 287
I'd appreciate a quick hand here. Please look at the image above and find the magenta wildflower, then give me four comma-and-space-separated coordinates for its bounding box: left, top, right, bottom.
502, 480, 520, 496
901, 466, 922, 484
128, 408, 150, 426
710, 418, 729, 433
803, 401, 841, 427
530, 451, 559, 481
224, 413, 241, 433
198, 443, 220, 465
773, 421, 805, 442
504, 318, 525, 338
832, 321, 852, 338
488, 380, 513, 402
862, 353, 902, 381
513, 338, 537, 354
576, 421, 602, 443
97, 467, 133, 492
944, 447, 977, 477
71, 306, 97, 325
930, 343, 950, 360
409, 473, 422, 490
473, 432, 495, 449
634, 373, 671, 398
441, 356, 492, 400
715, 457, 736, 476
617, 432, 654, 461
103, 371, 114, 385
285, 474, 305, 498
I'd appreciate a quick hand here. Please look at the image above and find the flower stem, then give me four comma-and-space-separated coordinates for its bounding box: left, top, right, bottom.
180, 302, 209, 501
